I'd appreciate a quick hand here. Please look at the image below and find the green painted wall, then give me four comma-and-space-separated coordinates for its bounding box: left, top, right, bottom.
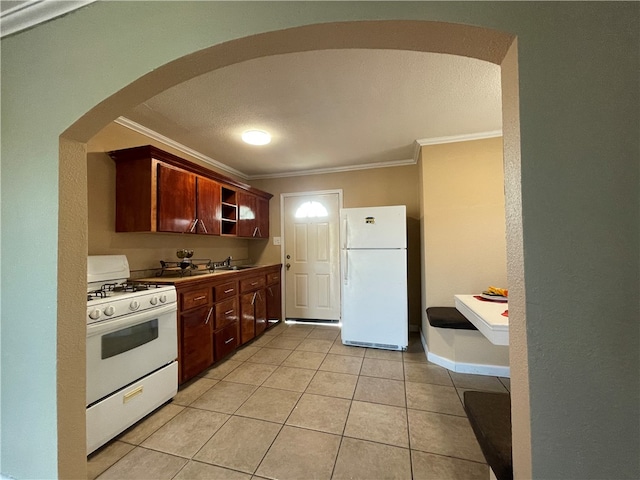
1, 2, 638, 479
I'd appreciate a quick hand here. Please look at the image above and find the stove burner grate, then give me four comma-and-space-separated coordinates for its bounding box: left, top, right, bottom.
113, 282, 148, 292
87, 288, 110, 301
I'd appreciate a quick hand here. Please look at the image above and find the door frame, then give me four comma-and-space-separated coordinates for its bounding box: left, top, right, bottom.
280, 189, 344, 323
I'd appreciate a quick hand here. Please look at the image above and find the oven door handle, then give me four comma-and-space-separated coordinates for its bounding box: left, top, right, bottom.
87, 303, 177, 337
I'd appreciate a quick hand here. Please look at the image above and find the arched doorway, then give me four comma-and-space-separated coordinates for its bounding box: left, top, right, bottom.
59, 20, 524, 477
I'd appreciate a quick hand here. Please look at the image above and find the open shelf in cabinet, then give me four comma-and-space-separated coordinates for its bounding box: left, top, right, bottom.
221, 186, 238, 235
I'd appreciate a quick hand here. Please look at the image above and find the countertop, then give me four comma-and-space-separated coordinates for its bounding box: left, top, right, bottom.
454, 294, 509, 346
136, 264, 281, 285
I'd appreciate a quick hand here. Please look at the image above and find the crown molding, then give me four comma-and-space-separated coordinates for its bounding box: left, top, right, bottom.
115, 117, 250, 180
249, 158, 417, 180
416, 130, 502, 146
0, 0, 97, 38
117, 116, 418, 181
116, 118, 499, 181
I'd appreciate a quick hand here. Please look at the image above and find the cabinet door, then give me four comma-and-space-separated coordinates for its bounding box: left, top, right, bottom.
214, 297, 237, 330
196, 176, 221, 235
157, 164, 197, 233
237, 191, 257, 237
239, 292, 256, 345
214, 321, 238, 362
180, 305, 213, 383
256, 197, 270, 238
266, 284, 282, 328
255, 289, 267, 336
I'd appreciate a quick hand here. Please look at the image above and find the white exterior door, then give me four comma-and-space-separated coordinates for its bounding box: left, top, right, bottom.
283, 192, 341, 321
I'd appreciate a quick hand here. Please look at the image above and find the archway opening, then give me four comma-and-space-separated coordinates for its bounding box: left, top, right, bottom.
58, 19, 524, 477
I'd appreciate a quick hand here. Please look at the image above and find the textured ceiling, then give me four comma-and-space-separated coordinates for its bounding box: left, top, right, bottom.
124, 49, 502, 178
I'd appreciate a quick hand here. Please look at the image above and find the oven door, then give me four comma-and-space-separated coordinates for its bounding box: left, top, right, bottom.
86, 302, 177, 406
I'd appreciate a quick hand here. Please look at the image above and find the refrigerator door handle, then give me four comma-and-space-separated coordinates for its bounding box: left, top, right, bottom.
343, 250, 349, 285
342, 216, 348, 249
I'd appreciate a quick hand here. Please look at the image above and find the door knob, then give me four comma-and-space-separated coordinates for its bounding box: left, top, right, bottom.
286, 263, 291, 270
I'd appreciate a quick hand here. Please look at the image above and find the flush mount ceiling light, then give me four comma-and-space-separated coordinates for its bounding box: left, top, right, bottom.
242, 129, 271, 145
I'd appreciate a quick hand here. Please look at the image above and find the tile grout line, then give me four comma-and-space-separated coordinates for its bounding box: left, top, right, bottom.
90, 326, 491, 479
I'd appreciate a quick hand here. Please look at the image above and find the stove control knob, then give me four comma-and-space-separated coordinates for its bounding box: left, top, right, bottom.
159, 294, 167, 304
129, 300, 140, 311
88, 309, 101, 320
150, 296, 158, 306
104, 305, 116, 316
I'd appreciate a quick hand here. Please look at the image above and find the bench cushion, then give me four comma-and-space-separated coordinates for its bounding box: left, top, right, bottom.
464, 391, 513, 480
426, 307, 477, 330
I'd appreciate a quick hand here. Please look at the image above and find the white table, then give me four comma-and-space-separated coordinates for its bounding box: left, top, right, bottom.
454, 294, 509, 346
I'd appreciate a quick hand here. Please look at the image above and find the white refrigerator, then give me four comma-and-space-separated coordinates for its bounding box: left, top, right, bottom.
340, 205, 408, 351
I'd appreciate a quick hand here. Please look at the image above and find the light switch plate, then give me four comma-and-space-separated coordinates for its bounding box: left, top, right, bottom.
273, 236, 282, 245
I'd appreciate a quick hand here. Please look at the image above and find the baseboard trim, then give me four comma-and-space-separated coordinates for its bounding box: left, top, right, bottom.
419, 329, 510, 377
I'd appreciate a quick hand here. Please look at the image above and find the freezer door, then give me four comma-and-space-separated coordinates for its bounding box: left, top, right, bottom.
341, 205, 406, 249
341, 249, 408, 350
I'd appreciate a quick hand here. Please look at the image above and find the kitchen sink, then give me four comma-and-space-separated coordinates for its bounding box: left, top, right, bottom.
215, 265, 256, 271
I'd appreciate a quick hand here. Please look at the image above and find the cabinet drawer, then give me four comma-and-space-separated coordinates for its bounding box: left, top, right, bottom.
214, 281, 237, 301
215, 297, 237, 330
240, 275, 266, 293
214, 321, 238, 361
180, 288, 210, 311
266, 271, 280, 285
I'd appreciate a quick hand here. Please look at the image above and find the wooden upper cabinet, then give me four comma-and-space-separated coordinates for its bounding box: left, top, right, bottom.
113, 156, 156, 232
238, 192, 269, 238
109, 145, 272, 235
196, 176, 221, 235
157, 164, 221, 235
237, 191, 256, 237
157, 164, 197, 233
256, 197, 270, 238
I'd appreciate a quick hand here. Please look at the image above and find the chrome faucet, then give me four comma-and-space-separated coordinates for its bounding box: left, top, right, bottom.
211, 256, 233, 270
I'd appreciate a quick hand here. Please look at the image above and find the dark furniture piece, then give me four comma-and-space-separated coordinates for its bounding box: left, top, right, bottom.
426, 306, 477, 330
464, 390, 513, 480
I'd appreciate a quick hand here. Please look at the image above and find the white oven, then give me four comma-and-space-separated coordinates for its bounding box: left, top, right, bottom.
86, 301, 177, 406
86, 255, 178, 455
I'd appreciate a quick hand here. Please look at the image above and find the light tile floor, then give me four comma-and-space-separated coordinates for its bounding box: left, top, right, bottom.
89, 323, 510, 480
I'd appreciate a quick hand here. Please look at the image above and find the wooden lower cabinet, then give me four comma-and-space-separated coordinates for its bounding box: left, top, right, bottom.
254, 290, 267, 336
173, 265, 282, 384
266, 284, 281, 328
214, 321, 238, 361
239, 292, 255, 345
239, 273, 268, 345
265, 268, 282, 328
179, 305, 213, 384
214, 296, 238, 362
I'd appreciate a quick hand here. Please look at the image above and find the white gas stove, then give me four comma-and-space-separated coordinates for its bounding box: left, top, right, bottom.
87, 255, 177, 324
86, 255, 178, 455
